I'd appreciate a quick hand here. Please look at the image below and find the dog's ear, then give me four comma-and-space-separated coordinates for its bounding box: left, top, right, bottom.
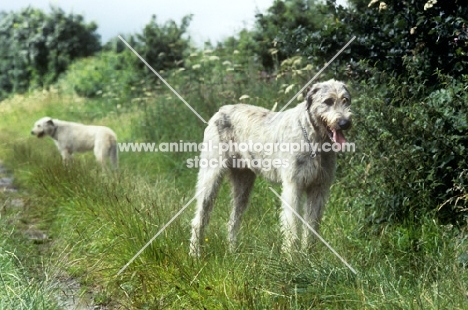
306, 84, 321, 110
46, 119, 54, 126
343, 84, 351, 101
342, 84, 349, 94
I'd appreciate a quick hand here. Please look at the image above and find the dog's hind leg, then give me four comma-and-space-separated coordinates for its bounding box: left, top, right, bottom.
189, 164, 225, 257
227, 168, 256, 252
108, 143, 119, 171
93, 138, 107, 169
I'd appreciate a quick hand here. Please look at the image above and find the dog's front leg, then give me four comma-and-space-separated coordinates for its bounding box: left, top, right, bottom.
227, 168, 256, 252
57, 143, 73, 166
302, 185, 329, 251
280, 181, 302, 252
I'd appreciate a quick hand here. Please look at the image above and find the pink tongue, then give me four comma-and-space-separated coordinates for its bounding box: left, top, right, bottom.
332, 129, 347, 145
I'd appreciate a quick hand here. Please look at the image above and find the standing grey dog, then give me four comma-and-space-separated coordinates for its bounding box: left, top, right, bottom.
189, 79, 352, 256
31, 117, 118, 170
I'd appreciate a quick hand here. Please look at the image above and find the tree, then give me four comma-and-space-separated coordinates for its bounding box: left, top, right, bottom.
0, 6, 100, 98
252, 0, 327, 70
254, 0, 468, 85
135, 14, 192, 73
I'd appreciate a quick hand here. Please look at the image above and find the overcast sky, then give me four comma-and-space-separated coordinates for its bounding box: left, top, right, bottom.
2, 0, 348, 46
1, 0, 281, 46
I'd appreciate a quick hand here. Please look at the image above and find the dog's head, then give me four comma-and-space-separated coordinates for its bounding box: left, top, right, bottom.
305, 79, 352, 145
31, 117, 56, 138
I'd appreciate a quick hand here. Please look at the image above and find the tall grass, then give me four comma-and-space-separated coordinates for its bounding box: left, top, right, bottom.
4, 135, 468, 308
0, 146, 58, 309
0, 245, 57, 309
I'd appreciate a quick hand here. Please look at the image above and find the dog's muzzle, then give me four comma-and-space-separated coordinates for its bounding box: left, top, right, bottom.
338, 118, 352, 131
327, 118, 352, 146
32, 131, 44, 138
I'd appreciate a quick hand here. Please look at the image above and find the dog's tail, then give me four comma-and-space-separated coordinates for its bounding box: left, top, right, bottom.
109, 138, 119, 170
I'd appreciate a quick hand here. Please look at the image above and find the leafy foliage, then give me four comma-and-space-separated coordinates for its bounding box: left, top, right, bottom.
135, 14, 192, 73
250, 0, 468, 224
61, 51, 140, 101
63, 14, 193, 105
253, 0, 468, 85
346, 0, 468, 85
351, 71, 468, 224
252, 0, 327, 70
0, 6, 100, 98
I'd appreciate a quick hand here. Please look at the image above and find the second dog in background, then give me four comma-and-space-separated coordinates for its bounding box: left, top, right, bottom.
31, 117, 118, 170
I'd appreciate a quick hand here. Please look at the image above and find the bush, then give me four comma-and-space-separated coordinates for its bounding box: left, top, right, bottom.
349, 68, 468, 224
138, 15, 192, 71
0, 6, 100, 98
60, 51, 140, 101
252, 0, 468, 86
252, 0, 328, 70
251, 0, 468, 225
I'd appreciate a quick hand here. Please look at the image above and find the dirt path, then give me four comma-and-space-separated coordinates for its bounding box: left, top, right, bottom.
0, 160, 100, 310
0, 160, 16, 193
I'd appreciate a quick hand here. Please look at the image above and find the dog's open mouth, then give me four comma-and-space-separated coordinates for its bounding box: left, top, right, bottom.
327, 127, 346, 148
37, 132, 45, 138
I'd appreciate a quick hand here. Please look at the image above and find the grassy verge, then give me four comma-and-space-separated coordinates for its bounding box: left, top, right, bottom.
0, 165, 58, 309
1, 89, 468, 309
0, 230, 58, 309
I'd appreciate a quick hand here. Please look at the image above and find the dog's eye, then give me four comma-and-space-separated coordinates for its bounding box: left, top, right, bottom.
324, 98, 334, 106
342, 97, 350, 105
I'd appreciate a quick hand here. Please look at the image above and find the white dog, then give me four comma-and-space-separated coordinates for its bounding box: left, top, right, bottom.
189, 79, 352, 256
31, 117, 118, 169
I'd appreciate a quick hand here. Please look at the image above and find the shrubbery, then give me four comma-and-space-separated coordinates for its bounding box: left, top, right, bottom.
248, 0, 468, 224
252, 0, 468, 84
0, 6, 100, 99
61, 51, 140, 100
351, 70, 468, 224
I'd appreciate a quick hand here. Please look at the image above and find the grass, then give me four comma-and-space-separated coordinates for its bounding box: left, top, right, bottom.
0, 237, 58, 310
1, 78, 468, 309
0, 163, 58, 308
